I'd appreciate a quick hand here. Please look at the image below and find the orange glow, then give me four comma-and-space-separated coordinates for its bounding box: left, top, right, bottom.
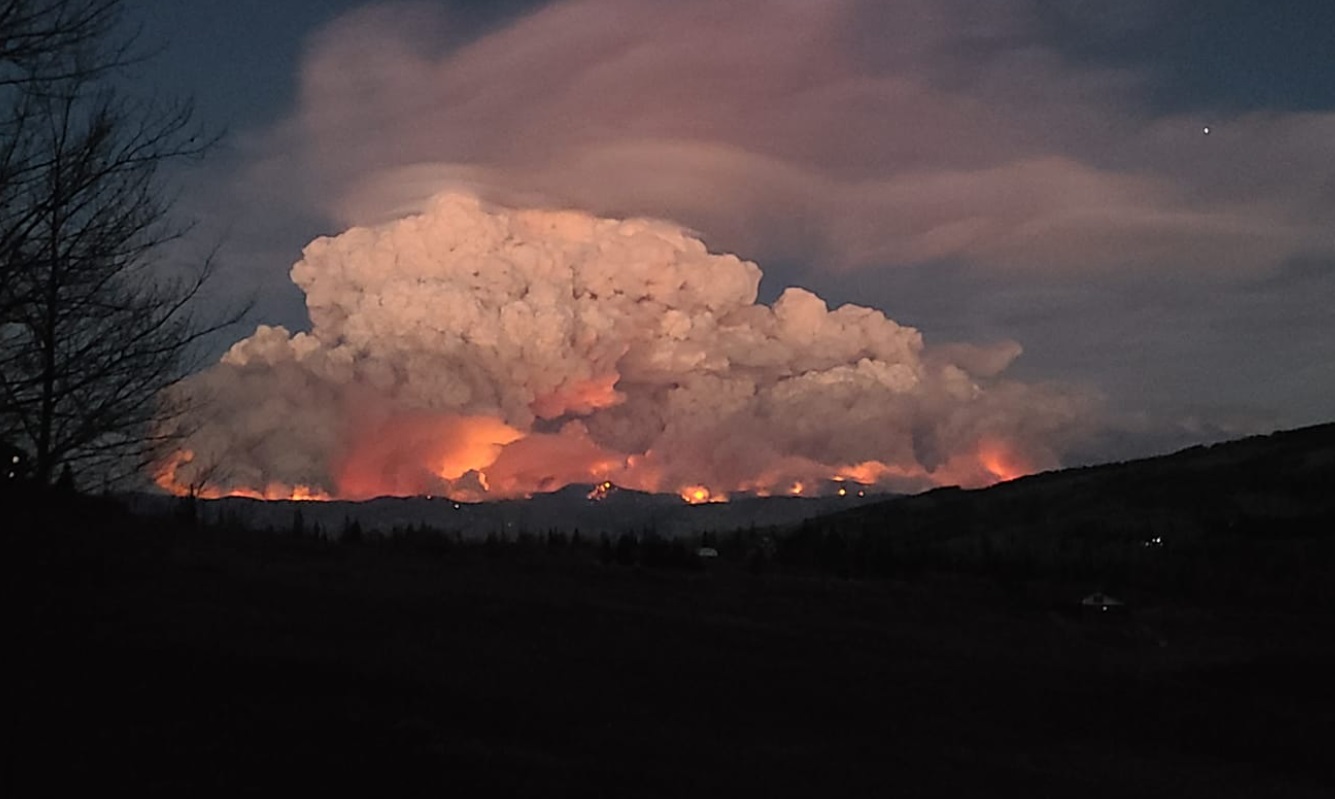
587, 480, 616, 501
152, 449, 195, 493
216, 483, 332, 502
834, 460, 922, 485
679, 484, 724, 504
287, 485, 332, 501
156, 418, 1046, 504
335, 413, 522, 499
976, 438, 1033, 484
477, 421, 626, 498
530, 373, 624, 419
154, 450, 331, 501
925, 437, 1040, 488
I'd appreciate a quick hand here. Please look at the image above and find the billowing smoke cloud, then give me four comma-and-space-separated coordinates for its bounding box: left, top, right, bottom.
190, 0, 1335, 466
159, 194, 1090, 502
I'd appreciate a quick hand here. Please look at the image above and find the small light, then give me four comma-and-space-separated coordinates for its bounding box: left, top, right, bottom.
1202, 126, 1210, 135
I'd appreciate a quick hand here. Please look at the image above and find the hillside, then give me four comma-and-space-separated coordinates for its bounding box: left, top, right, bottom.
123, 482, 887, 539
6, 424, 1335, 796
771, 423, 1335, 606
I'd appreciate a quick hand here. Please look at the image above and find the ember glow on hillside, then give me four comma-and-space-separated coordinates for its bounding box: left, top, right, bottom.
155, 194, 1087, 502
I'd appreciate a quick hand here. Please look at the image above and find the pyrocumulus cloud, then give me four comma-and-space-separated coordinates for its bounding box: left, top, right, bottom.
159, 194, 1091, 502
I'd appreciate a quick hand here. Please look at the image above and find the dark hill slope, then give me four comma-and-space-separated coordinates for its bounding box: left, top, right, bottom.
779, 423, 1335, 602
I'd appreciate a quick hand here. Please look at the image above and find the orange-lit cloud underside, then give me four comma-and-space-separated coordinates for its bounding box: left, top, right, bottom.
155, 413, 1036, 503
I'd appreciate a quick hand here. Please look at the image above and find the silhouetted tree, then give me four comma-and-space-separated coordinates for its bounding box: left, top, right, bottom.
613, 532, 637, 565
483, 531, 502, 557
1, 0, 241, 485
54, 461, 73, 492
173, 493, 196, 527
341, 516, 363, 545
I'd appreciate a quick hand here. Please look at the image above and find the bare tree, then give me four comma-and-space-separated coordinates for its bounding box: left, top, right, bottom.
1, 0, 241, 485
3, 1, 124, 307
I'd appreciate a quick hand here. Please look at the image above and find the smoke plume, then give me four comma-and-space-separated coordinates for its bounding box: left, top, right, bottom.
159, 193, 1090, 502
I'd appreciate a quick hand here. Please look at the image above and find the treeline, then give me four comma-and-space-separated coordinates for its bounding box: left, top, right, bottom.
178, 498, 714, 572
16, 486, 1329, 613
767, 510, 1335, 609
169, 494, 1335, 610
174, 488, 1335, 607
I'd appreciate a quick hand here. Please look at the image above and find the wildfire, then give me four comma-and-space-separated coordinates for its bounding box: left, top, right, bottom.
219, 483, 332, 502
834, 460, 924, 485
154, 450, 331, 501
336, 413, 524, 500
530, 373, 625, 419
679, 484, 725, 504
587, 480, 617, 501
155, 417, 1041, 504
154, 193, 1081, 510
976, 437, 1033, 484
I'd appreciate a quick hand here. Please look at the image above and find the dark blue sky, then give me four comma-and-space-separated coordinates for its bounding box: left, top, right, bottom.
1040, 0, 1335, 112
128, 0, 550, 130
121, 0, 1335, 465
127, 0, 1335, 130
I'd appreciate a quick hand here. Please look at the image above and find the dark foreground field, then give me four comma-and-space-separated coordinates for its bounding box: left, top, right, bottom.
7, 501, 1334, 797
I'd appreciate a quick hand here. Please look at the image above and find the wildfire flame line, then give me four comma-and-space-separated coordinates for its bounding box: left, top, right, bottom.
154, 427, 1035, 503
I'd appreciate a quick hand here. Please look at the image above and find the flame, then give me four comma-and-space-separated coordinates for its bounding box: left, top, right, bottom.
924, 437, 1039, 488
834, 460, 924, 485
679, 484, 724, 504
288, 485, 333, 501
156, 419, 1043, 504
153, 449, 195, 492
476, 421, 626, 498
154, 450, 331, 501
335, 413, 523, 500
587, 480, 616, 501
216, 483, 332, 502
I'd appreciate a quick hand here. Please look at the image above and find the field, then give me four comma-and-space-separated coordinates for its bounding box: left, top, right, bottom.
8, 496, 1334, 797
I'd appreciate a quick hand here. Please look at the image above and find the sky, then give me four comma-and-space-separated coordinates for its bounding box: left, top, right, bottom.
124, 0, 1335, 468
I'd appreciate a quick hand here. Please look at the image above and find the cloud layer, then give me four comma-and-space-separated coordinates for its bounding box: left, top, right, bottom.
243, 0, 1333, 280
